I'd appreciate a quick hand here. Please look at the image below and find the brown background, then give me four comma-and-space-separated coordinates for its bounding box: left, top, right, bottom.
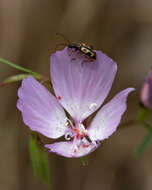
0, 0, 152, 190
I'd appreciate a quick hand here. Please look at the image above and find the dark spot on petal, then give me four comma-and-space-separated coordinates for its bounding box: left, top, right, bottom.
57, 96, 62, 100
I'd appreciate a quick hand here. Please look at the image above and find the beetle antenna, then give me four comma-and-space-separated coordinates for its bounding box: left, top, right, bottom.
55, 43, 67, 51
56, 32, 71, 44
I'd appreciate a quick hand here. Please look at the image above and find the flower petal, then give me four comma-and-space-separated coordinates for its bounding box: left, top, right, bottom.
50, 48, 117, 122
87, 88, 135, 141
17, 76, 67, 139
45, 141, 99, 158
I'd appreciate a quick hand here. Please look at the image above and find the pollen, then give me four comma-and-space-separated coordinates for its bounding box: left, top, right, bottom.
89, 103, 97, 110
57, 95, 62, 100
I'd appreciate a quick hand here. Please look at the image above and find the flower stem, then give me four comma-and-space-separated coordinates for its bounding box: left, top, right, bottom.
135, 131, 152, 158
0, 58, 40, 76
81, 156, 88, 166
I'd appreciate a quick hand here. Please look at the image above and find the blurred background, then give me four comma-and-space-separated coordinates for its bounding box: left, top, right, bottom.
0, 0, 152, 189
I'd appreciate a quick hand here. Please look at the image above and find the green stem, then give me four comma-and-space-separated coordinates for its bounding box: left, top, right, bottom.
0, 58, 39, 76
135, 131, 152, 158
81, 156, 88, 166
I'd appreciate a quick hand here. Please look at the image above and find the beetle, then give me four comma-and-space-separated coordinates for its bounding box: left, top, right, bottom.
56, 33, 96, 60
68, 42, 96, 60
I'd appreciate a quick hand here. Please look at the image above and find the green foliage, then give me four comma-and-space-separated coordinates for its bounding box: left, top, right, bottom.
29, 133, 51, 188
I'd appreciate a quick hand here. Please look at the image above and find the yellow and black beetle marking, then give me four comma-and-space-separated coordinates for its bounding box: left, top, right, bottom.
56, 33, 96, 61
68, 42, 96, 60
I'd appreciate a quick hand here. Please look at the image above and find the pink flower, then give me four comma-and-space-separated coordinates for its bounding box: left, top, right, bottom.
17, 48, 134, 158
141, 68, 152, 109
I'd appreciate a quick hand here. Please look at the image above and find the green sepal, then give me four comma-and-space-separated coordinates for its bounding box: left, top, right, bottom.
81, 156, 88, 166
29, 133, 51, 188
137, 107, 149, 123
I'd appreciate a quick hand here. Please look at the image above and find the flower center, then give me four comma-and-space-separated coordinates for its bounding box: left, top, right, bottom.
64, 122, 87, 140
64, 120, 91, 153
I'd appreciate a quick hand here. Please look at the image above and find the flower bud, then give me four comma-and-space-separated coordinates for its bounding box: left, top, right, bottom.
141, 69, 152, 109
0, 73, 42, 86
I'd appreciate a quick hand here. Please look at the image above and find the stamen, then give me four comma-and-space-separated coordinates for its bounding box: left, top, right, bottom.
66, 118, 74, 128
79, 123, 85, 131
81, 137, 90, 148
73, 128, 80, 138
89, 103, 97, 110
